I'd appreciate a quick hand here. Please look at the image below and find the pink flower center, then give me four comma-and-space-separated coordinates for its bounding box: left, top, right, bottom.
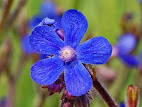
59, 46, 76, 62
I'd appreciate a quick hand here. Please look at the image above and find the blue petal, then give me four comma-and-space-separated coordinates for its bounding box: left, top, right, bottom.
29, 26, 64, 55
116, 33, 136, 54
77, 37, 112, 64
62, 9, 88, 48
39, 54, 49, 59
64, 61, 92, 96
54, 15, 62, 29
31, 56, 64, 85
28, 15, 43, 29
119, 54, 139, 67
21, 35, 34, 54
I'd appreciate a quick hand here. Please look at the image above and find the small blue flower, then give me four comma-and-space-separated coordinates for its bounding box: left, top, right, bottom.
29, 9, 112, 96
29, 1, 62, 29
116, 33, 139, 67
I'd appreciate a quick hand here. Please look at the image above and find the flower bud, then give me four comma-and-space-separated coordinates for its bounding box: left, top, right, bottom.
42, 78, 64, 95
126, 85, 139, 107
63, 102, 72, 107
63, 90, 75, 100
55, 29, 64, 40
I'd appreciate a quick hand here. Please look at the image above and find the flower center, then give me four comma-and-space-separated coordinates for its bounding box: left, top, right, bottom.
59, 46, 76, 62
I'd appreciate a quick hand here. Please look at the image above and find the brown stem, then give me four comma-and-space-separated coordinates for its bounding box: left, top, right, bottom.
93, 78, 118, 107
5, 75, 16, 107
84, 64, 118, 107
5, 0, 27, 30
0, 0, 13, 31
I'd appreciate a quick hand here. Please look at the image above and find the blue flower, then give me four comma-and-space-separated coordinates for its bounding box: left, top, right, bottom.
116, 33, 139, 67
29, 1, 62, 29
29, 9, 112, 96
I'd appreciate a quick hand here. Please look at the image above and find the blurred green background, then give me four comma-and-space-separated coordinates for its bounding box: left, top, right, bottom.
0, 0, 141, 107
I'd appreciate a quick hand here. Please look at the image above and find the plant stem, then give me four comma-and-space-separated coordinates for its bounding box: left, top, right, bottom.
0, 0, 13, 31
5, 75, 16, 107
93, 78, 118, 107
5, 0, 27, 30
85, 64, 118, 107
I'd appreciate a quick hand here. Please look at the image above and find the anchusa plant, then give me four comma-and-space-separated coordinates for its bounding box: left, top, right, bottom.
29, 9, 112, 106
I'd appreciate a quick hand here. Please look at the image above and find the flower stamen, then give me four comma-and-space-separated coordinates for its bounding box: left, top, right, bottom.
59, 46, 76, 62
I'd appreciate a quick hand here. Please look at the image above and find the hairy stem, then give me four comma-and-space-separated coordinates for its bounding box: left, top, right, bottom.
93, 78, 118, 107
85, 64, 118, 107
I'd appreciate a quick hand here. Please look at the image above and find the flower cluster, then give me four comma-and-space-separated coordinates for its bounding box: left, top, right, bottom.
29, 9, 112, 96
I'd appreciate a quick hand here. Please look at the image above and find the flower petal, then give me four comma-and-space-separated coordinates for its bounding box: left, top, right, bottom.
64, 61, 92, 96
77, 37, 112, 64
29, 26, 64, 55
119, 54, 139, 67
62, 9, 88, 48
28, 15, 43, 29
30, 56, 64, 85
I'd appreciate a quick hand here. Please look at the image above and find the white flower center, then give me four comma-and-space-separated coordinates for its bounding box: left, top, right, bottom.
59, 46, 76, 62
